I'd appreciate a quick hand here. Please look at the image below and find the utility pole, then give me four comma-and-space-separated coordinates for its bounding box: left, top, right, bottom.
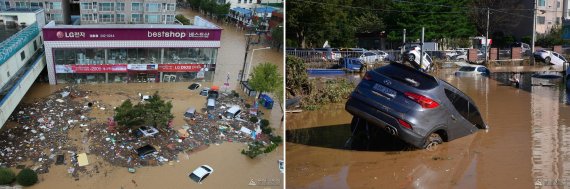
420, 27, 424, 70
485, 7, 490, 63
401, 29, 406, 56
532, 0, 537, 65
241, 33, 255, 82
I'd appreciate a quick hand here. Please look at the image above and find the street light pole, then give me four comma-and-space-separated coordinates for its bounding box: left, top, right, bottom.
532, 0, 537, 64
485, 7, 490, 63
241, 33, 256, 82
246, 47, 271, 80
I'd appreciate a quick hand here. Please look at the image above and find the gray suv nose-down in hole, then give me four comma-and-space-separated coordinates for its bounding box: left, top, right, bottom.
345, 63, 488, 149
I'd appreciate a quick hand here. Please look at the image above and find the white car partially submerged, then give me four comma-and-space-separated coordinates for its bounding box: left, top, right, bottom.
455, 65, 490, 76
534, 50, 567, 68
189, 165, 214, 184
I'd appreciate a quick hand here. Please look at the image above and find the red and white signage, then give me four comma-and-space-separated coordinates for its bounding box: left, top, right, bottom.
158, 64, 205, 72
55, 64, 127, 73
55, 64, 206, 73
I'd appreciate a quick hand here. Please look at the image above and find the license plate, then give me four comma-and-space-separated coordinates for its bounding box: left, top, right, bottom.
372, 84, 396, 98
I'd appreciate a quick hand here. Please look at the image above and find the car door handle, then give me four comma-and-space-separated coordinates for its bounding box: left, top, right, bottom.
451, 115, 457, 121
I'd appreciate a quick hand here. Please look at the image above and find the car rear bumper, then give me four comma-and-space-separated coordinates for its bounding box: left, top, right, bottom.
345, 97, 426, 148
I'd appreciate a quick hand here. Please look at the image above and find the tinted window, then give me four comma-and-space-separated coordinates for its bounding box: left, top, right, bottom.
476, 67, 486, 72
444, 89, 469, 119
459, 67, 475, 71
467, 103, 486, 128
201, 166, 211, 172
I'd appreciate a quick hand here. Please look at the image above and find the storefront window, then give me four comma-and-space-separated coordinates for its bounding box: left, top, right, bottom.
164, 48, 217, 64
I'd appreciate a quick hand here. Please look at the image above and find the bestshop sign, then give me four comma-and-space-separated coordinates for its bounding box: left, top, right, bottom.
43, 28, 221, 41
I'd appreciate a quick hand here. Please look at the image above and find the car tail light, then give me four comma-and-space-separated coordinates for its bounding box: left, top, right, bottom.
404, 92, 439, 109
398, 119, 412, 130
363, 73, 372, 80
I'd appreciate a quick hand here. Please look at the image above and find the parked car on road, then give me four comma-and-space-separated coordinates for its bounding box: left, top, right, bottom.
359, 51, 383, 64
403, 46, 433, 72
455, 65, 490, 76
345, 63, 488, 149
533, 50, 567, 67
189, 165, 214, 184
512, 42, 531, 55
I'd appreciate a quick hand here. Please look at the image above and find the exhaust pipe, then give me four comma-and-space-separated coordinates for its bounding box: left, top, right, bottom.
385, 126, 397, 136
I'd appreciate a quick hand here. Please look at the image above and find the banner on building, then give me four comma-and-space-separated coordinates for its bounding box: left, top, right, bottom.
158, 64, 205, 72
127, 64, 158, 71
55, 64, 127, 73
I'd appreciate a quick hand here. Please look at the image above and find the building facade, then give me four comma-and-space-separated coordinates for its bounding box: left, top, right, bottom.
5, 0, 177, 25
535, 0, 568, 34
219, 0, 282, 9
0, 8, 47, 128
42, 16, 222, 85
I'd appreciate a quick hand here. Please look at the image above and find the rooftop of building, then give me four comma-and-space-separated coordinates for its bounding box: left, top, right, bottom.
0, 7, 42, 14
0, 25, 22, 42
44, 16, 221, 30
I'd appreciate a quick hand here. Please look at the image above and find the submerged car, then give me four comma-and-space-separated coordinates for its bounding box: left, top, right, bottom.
345, 63, 488, 149
188, 83, 201, 90
189, 165, 214, 184
455, 65, 490, 76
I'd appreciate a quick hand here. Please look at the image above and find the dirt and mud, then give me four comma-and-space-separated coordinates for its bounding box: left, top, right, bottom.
287, 67, 570, 189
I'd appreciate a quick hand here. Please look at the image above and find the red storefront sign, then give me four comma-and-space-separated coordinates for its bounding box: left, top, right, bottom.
55, 64, 127, 73
158, 64, 205, 72
55, 64, 205, 73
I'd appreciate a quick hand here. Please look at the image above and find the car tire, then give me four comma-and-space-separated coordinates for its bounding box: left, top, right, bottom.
425, 133, 443, 150
407, 54, 415, 63
545, 57, 551, 64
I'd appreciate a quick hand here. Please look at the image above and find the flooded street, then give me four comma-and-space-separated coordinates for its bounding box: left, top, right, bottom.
287, 68, 570, 189
0, 8, 283, 189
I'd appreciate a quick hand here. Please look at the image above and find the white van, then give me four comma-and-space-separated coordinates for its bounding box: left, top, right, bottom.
224, 106, 241, 119
207, 99, 215, 110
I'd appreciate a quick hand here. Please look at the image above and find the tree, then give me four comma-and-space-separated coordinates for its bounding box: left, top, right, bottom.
114, 99, 145, 130
143, 91, 174, 129
285, 56, 311, 97
0, 168, 15, 185
249, 63, 282, 98
16, 169, 37, 186
114, 92, 173, 130
175, 14, 191, 25
187, 0, 202, 10
273, 77, 284, 113
271, 25, 283, 49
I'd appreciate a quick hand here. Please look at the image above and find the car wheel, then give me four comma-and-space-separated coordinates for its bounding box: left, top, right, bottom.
407, 54, 415, 63
425, 133, 443, 150
545, 57, 551, 64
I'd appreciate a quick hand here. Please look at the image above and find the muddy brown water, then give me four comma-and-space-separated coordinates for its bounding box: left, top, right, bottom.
287, 68, 570, 189
0, 8, 283, 189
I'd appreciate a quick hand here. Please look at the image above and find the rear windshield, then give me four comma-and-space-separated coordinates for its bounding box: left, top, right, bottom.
459, 67, 476, 71
374, 63, 438, 90
201, 166, 211, 172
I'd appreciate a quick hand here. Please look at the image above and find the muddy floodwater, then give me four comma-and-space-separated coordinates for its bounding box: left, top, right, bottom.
287, 68, 570, 189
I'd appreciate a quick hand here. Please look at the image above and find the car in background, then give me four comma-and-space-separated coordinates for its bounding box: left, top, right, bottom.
188, 83, 201, 90
512, 42, 531, 55
314, 48, 342, 61
534, 50, 567, 67
135, 126, 159, 137
403, 46, 433, 72
372, 50, 389, 60
189, 165, 214, 184
200, 88, 210, 96
455, 65, 490, 76
345, 63, 488, 149
357, 51, 383, 64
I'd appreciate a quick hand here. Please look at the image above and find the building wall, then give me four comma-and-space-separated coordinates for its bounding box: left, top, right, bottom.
0, 35, 42, 88
536, 0, 565, 34
6, 0, 177, 25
